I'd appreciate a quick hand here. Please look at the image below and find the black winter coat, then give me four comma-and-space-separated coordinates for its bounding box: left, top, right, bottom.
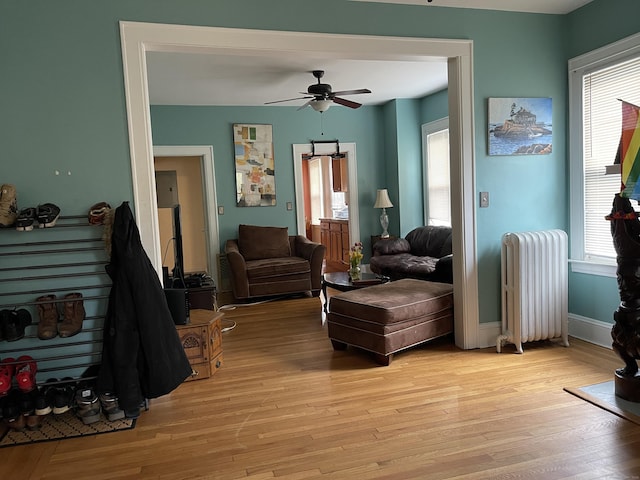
97, 202, 192, 413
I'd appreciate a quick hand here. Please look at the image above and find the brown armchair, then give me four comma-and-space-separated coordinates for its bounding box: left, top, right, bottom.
224, 224, 326, 300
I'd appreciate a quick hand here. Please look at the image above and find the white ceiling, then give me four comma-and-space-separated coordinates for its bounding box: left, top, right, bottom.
146, 0, 593, 108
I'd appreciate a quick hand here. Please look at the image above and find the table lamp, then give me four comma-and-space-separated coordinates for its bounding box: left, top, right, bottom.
373, 189, 393, 238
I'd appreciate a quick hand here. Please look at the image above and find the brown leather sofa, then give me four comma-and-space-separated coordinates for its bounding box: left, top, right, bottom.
369, 225, 453, 283
224, 224, 326, 300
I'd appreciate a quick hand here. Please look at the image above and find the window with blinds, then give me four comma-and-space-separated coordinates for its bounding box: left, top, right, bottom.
422, 118, 451, 227
582, 56, 640, 261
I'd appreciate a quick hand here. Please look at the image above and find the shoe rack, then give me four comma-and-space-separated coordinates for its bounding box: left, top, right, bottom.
0, 214, 111, 388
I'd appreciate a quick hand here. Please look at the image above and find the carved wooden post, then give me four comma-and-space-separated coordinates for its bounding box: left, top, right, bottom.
608, 193, 640, 402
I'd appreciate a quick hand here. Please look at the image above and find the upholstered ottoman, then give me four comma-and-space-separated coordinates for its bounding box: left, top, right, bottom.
327, 278, 453, 365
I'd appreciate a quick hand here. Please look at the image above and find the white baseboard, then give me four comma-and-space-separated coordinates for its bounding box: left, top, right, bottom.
567, 313, 612, 349
475, 315, 612, 350
478, 321, 501, 349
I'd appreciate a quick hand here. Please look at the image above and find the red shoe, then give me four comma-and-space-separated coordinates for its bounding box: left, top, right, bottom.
15, 355, 37, 393
0, 357, 16, 396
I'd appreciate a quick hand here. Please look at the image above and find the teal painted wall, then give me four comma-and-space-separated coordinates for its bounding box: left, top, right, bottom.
421, 89, 449, 125
150, 105, 385, 253
395, 99, 424, 236
2, 0, 639, 327
381, 102, 400, 238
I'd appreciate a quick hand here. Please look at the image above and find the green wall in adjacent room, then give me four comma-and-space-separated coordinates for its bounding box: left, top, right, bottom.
150, 105, 385, 252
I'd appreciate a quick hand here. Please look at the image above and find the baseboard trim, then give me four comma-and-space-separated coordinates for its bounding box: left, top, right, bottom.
476, 315, 612, 350
478, 321, 501, 349
568, 313, 612, 349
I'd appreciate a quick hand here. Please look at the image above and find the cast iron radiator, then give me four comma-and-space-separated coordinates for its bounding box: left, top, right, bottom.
497, 229, 570, 353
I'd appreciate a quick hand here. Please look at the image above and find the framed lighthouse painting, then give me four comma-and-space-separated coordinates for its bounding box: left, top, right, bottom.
488, 97, 552, 156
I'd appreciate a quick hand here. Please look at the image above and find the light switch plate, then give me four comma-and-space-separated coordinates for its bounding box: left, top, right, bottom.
218, 206, 224, 215
480, 192, 489, 208
286, 202, 293, 211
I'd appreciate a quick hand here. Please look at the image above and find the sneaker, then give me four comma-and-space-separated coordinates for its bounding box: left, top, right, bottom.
0, 184, 18, 228
88, 202, 111, 226
0, 357, 16, 396
36, 203, 60, 228
15, 207, 37, 231
34, 379, 57, 416
99, 392, 125, 421
52, 378, 75, 415
15, 355, 37, 393
75, 384, 101, 424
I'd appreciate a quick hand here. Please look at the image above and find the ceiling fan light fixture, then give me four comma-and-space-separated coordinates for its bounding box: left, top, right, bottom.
310, 99, 332, 112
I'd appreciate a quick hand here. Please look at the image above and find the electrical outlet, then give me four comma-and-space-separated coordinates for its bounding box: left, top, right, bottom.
480, 192, 489, 208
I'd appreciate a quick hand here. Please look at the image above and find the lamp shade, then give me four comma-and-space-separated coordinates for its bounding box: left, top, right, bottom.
310, 99, 332, 112
373, 189, 393, 209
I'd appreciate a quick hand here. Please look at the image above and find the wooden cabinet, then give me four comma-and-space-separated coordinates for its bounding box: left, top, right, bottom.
176, 309, 224, 381
187, 285, 216, 310
320, 218, 350, 265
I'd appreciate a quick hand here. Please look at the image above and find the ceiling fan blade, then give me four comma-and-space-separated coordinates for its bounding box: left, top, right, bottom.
333, 97, 362, 109
264, 96, 312, 105
332, 88, 371, 96
297, 99, 313, 111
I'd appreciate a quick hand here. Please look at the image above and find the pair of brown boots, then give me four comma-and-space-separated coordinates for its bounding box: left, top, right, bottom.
36, 293, 85, 340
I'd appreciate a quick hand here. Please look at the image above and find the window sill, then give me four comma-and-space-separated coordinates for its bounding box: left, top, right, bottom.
569, 259, 616, 278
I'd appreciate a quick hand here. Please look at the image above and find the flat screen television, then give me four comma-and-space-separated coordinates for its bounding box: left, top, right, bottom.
171, 204, 186, 288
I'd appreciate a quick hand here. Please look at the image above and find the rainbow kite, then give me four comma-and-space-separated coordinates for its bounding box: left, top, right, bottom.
618, 100, 640, 201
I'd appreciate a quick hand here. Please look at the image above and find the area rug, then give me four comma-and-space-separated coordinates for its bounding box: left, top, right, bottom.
564, 381, 640, 426
0, 411, 136, 447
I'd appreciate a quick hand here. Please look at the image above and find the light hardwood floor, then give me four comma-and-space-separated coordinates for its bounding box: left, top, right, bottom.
2, 294, 640, 480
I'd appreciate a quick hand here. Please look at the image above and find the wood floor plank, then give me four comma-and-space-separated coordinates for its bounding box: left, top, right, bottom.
1, 295, 639, 479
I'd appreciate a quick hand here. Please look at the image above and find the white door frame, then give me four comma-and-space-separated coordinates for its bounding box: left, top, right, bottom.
119, 21, 479, 349
292, 142, 360, 245
153, 145, 220, 284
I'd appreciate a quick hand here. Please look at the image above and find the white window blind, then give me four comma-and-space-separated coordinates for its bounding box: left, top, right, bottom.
583, 56, 640, 260
422, 118, 451, 227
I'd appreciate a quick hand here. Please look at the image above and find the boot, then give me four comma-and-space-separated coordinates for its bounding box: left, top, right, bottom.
37, 295, 59, 340
0, 184, 17, 228
58, 293, 85, 338
2, 309, 32, 342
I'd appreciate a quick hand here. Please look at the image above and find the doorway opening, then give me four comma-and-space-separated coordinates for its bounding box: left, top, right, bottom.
303, 153, 350, 272
121, 23, 479, 349
153, 146, 220, 288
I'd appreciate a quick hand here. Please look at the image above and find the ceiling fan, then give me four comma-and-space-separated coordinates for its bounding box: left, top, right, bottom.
265, 70, 371, 112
